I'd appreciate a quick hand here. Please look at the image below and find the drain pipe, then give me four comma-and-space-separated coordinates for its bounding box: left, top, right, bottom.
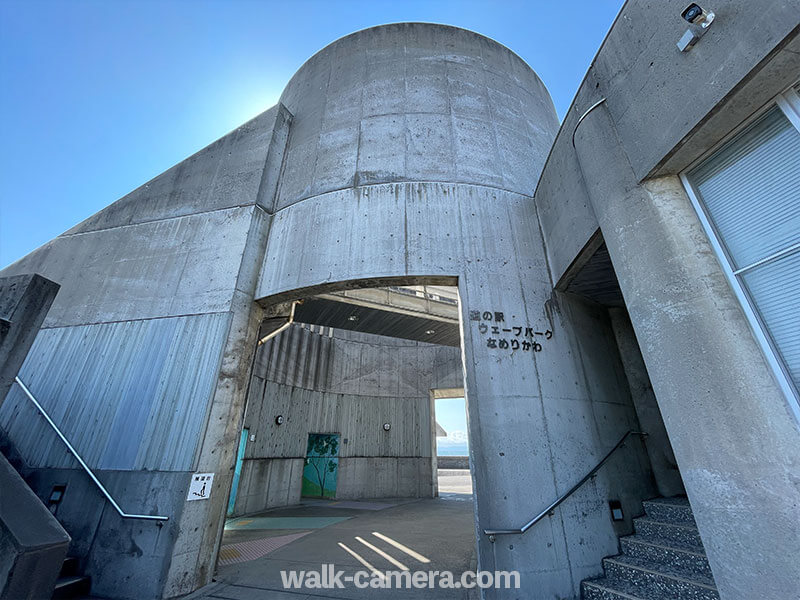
572, 98, 606, 148
257, 300, 298, 346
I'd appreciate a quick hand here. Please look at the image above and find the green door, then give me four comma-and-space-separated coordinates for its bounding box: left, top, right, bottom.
301, 433, 339, 498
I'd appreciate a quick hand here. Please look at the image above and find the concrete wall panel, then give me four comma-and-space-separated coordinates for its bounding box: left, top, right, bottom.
1, 206, 256, 328
535, 1, 800, 287
62, 108, 280, 235
275, 23, 559, 210
0, 313, 230, 471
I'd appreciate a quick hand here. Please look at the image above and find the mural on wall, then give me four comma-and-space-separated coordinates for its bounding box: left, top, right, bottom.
301, 433, 339, 498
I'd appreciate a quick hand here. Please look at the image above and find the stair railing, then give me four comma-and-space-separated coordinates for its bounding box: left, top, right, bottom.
13, 376, 169, 521
483, 429, 647, 541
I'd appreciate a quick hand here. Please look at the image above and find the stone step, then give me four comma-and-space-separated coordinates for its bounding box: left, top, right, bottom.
633, 517, 703, 549
642, 497, 696, 527
59, 556, 80, 578
601, 555, 719, 600
52, 575, 91, 599
620, 535, 713, 581
582, 578, 646, 600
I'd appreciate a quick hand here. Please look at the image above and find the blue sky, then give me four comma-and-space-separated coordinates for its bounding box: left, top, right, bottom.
0, 0, 623, 268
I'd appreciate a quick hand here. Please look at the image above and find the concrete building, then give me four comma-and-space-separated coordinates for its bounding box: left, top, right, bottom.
1, 3, 799, 599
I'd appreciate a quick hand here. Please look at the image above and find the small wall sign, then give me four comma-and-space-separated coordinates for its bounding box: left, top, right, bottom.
468, 309, 553, 353
187, 473, 214, 501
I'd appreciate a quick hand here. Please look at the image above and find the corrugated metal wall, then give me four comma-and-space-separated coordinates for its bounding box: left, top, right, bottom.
245, 380, 433, 459
230, 324, 461, 513
0, 313, 231, 471
257, 324, 463, 396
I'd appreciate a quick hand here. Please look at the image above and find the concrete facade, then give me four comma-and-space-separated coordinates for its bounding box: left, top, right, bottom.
533, 3, 800, 598
1, 6, 799, 600
0, 104, 292, 599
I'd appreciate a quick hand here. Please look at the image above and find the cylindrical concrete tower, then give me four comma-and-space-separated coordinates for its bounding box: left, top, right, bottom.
257, 23, 559, 298
274, 23, 558, 209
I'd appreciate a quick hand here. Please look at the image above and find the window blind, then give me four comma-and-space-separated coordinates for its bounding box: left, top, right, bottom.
689, 106, 800, 270
687, 103, 800, 390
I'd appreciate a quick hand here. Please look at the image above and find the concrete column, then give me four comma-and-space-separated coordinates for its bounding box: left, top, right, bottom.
0, 452, 70, 600
574, 104, 800, 600
0, 274, 59, 407
162, 207, 272, 597
459, 267, 655, 599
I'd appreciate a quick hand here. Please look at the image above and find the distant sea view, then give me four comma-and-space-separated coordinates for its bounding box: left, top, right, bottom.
436, 443, 469, 456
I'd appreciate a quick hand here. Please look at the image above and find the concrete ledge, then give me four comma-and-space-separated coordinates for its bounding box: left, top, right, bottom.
0, 273, 59, 407
0, 452, 70, 600
437, 456, 470, 470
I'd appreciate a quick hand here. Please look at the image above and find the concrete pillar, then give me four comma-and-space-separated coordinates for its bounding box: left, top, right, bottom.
162, 211, 272, 598
0, 274, 65, 600
0, 274, 59, 407
0, 453, 70, 600
459, 269, 659, 599
574, 104, 800, 600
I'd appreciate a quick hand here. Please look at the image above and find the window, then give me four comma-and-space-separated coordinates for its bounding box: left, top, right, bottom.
682, 86, 800, 415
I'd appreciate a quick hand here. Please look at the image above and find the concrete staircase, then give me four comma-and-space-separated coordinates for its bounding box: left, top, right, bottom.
1, 444, 92, 599
582, 497, 719, 600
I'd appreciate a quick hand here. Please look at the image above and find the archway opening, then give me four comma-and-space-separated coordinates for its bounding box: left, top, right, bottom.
432, 389, 472, 497
214, 280, 478, 595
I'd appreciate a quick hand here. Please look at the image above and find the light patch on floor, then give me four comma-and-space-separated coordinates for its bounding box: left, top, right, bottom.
218, 531, 313, 566
224, 516, 352, 530
301, 499, 398, 510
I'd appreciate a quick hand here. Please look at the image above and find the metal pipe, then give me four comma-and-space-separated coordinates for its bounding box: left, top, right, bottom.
572, 98, 607, 147
13, 376, 169, 521
257, 300, 297, 346
484, 430, 647, 540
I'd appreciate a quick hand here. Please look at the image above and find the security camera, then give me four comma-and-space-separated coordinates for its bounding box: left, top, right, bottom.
677, 3, 715, 51
682, 3, 714, 28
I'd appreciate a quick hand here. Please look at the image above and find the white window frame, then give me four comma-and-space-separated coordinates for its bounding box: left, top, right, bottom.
680, 85, 800, 423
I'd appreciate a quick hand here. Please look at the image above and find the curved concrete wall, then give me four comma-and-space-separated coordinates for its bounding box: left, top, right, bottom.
231, 324, 463, 514
258, 23, 559, 301
274, 23, 557, 210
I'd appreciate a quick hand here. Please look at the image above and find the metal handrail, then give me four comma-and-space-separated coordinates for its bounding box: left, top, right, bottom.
484, 430, 646, 540
257, 300, 297, 346
13, 376, 169, 521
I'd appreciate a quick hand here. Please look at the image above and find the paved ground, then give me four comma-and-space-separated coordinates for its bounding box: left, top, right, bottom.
189, 471, 476, 600
437, 469, 472, 495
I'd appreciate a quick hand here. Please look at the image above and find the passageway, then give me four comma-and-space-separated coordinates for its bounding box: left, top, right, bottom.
209, 284, 478, 598
204, 484, 476, 599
